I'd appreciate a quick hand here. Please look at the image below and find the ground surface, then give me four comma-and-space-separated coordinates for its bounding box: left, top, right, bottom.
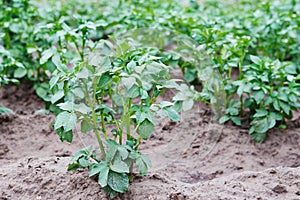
0, 82, 300, 200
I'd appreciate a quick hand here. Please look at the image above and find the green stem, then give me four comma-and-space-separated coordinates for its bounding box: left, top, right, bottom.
119, 118, 124, 145
239, 58, 244, 80
4, 30, 11, 49
239, 54, 245, 115
81, 33, 86, 61
82, 80, 106, 159
101, 112, 108, 140
240, 95, 244, 117
99, 93, 108, 140
108, 84, 114, 109
126, 99, 132, 140
117, 121, 123, 145
92, 111, 106, 159
135, 137, 141, 151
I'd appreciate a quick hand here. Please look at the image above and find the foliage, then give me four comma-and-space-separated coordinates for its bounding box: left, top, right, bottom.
1, 0, 300, 197
50, 34, 188, 196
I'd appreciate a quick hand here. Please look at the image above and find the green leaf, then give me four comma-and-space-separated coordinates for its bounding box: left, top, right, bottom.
35, 83, 50, 101
40, 49, 53, 64
284, 64, 297, 74
81, 119, 93, 133
251, 118, 269, 134
279, 124, 287, 129
227, 107, 239, 116
269, 112, 282, 121
182, 99, 194, 111
0, 106, 13, 115
122, 77, 136, 90
110, 161, 130, 173
127, 60, 136, 72
279, 101, 291, 115
250, 55, 262, 65
288, 93, 298, 103
98, 72, 112, 88
56, 128, 73, 143
273, 99, 280, 111
250, 131, 267, 143
98, 166, 109, 187
244, 98, 254, 108
117, 146, 129, 160
79, 157, 89, 168
237, 84, 244, 97
253, 90, 265, 104
267, 115, 276, 129
73, 88, 85, 99
71, 146, 92, 163
57, 102, 74, 112
105, 140, 119, 163
77, 67, 90, 79
139, 88, 148, 99
164, 107, 180, 122
103, 186, 118, 199
231, 116, 241, 126
136, 110, 156, 125
52, 54, 68, 73
136, 157, 148, 176
184, 69, 195, 83
74, 103, 92, 114
136, 154, 151, 176
107, 171, 129, 193
51, 90, 64, 104
54, 111, 77, 131
253, 109, 268, 118
137, 119, 154, 140
89, 162, 107, 177
67, 163, 80, 171
219, 115, 230, 124
49, 76, 59, 90
126, 85, 140, 98
14, 67, 27, 78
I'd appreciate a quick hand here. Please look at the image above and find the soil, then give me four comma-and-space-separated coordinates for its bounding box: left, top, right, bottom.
0, 82, 299, 200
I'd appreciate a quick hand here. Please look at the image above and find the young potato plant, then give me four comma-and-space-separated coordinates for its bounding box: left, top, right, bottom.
222, 56, 300, 142
179, 0, 300, 142
50, 39, 186, 198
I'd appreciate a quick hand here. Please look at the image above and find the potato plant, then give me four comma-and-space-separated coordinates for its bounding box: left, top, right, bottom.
50, 36, 189, 197
179, 0, 300, 142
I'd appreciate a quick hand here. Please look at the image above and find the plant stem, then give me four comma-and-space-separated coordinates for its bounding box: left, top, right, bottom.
82, 80, 106, 159
81, 32, 86, 61
239, 57, 244, 79
126, 99, 132, 140
117, 121, 123, 145
92, 113, 106, 159
239, 54, 245, 115
228, 66, 232, 80
101, 111, 108, 140
99, 93, 108, 140
135, 137, 141, 151
120, 96, 132, 140
240, 95, 244, 116
4, 30, 11, 49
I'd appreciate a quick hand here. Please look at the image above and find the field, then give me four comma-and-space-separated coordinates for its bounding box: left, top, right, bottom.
1, 0, 300, 199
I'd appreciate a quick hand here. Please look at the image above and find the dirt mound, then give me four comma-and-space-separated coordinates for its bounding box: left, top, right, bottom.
0, 83, 299, 200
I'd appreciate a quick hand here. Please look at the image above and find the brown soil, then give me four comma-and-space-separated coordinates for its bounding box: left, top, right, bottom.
0, 82, 299, 200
